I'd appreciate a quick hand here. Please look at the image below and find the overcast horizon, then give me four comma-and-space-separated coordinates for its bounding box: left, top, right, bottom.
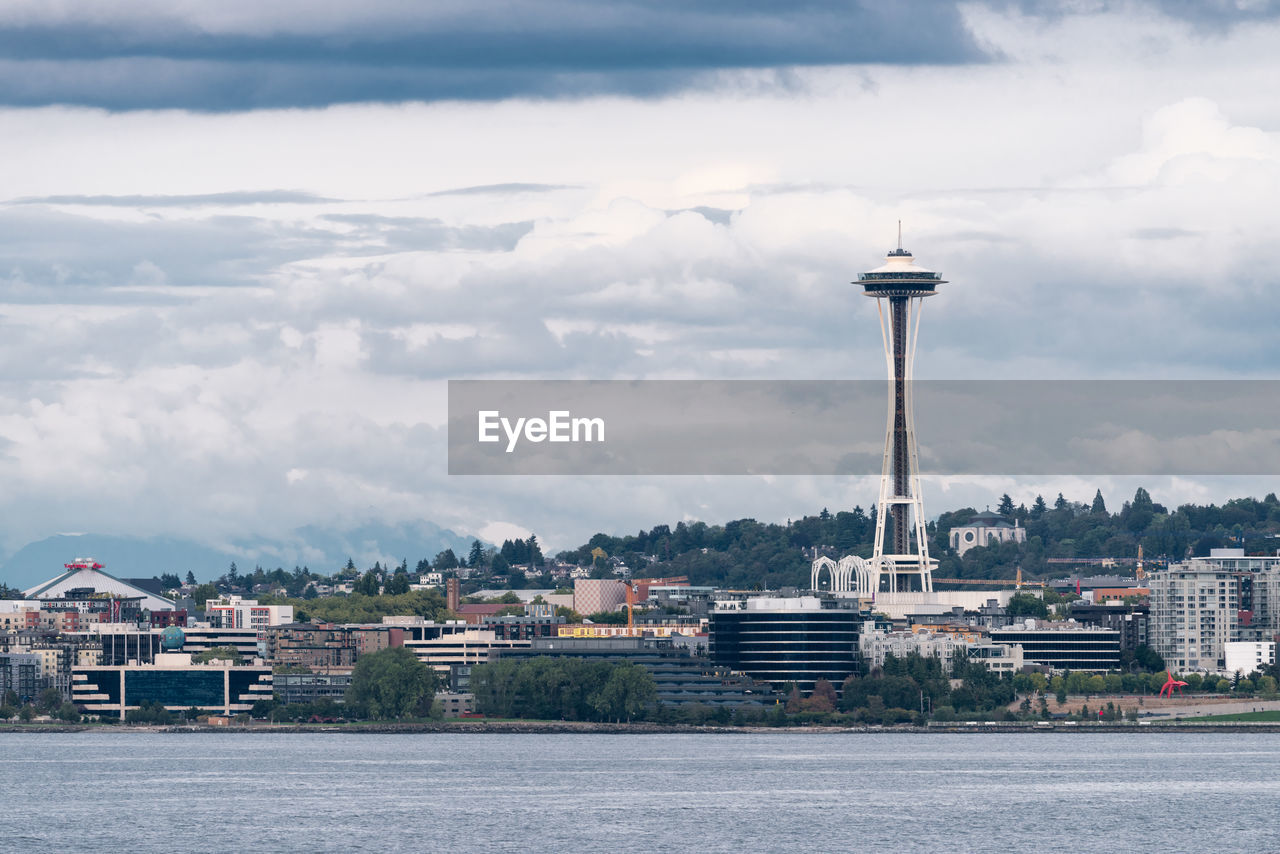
3, 0, 1280, 569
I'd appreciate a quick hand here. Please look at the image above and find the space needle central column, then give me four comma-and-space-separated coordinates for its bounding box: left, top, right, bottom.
858, 234, 946, 593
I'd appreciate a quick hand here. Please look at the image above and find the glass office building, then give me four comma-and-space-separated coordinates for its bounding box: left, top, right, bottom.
710, 597, 862, 692
72, 662, 272, 718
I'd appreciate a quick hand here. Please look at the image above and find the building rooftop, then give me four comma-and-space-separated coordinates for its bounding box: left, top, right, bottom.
23, 561, 175, 611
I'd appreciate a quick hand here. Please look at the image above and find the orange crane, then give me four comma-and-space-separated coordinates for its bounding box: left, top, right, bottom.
625, 576, 689, 632
931, 569, 1046, 589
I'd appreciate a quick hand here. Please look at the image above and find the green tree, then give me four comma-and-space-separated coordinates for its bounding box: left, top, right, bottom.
55, 702, 81, 722
1091, 489, 1107, 514
384, 569, 411, 596
1133, 644, 1165, 672
185, 570, 197, 585
37, 687, 63, 713
467, 540, 485, 568
192, 583, 220, 608
1031, 495, 1048, 518
1005, 593, 1049, 619
193, 646, 243, 664
345, 647, 437, 720
490, 554, 511, 578
433, 548, 460, 570
589, 663, 658, 722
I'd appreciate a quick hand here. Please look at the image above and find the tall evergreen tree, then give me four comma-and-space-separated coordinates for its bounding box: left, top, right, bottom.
1031, 495, 1047, 518
468, 540, 484, 568
1091, 489, 1107, 514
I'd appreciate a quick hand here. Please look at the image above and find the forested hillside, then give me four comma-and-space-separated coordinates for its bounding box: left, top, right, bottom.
558, 489, 1280, 587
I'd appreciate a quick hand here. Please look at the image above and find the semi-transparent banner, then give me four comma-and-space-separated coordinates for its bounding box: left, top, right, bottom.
448, 380, 1280, 475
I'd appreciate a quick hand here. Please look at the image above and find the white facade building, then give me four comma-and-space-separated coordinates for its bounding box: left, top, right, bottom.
949, 511, 1027, 556
1224, 641, 1276, 677
1149, 550, 1280, 674
204, 595, 293, 630
858, 623, 1024, 674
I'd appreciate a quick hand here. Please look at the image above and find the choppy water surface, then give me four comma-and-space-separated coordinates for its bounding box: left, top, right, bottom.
2, 731, 1276, 853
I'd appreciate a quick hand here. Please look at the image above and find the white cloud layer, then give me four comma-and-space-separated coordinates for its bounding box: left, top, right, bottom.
1, 5, 1280, 557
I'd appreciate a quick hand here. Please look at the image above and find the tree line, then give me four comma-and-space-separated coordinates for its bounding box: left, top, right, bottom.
470, 657, 658, 723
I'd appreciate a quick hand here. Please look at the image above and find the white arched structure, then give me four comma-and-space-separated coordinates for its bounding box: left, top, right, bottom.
810, 554, 880, 596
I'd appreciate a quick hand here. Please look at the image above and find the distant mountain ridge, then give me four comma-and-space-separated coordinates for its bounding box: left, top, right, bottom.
0, 521, 480, 591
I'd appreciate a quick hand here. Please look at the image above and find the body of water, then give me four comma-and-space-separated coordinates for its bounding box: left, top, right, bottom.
1, 731, 1275, 853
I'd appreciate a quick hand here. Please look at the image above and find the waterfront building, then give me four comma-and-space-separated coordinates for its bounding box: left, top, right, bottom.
710, 597, 862, 692
859, 624, 1024, 674
500, 636, 770, 707
0, 652, 42, 703
273, 670, 353, 705
988, 620, 1119, 671
435, 691, 474, 716
949, 511, 1027, 556
402, 629, 529, 689
1145, 549, 1280, 672
71, 652, 273, 719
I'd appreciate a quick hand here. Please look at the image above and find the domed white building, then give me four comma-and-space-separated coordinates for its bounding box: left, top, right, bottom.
949, 511, 1026, 556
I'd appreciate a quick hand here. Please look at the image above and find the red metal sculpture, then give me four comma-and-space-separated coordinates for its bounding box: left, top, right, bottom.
1158, 671, 1188, 698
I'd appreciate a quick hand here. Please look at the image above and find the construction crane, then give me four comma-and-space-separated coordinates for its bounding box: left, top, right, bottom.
624, 576, 689, 632
932, 577, 1020, 587
931, 569, 1045, 589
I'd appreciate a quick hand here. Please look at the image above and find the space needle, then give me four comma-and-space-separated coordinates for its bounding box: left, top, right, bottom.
861, 227, 945, 593
811, 227, 947, 597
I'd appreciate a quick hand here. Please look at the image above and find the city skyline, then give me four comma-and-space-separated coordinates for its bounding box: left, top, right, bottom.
2, 2, 1280, 565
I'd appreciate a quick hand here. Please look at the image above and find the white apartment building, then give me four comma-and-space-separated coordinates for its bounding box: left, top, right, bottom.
204, 595, 294, 630
858, 623, 1024, 674
1149, 549, 1280, 674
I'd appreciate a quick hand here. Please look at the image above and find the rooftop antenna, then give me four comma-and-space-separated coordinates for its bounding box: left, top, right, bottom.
897, 220, 902, 251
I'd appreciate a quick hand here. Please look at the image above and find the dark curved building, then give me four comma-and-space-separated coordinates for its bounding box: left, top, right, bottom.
710, 598, 861, 692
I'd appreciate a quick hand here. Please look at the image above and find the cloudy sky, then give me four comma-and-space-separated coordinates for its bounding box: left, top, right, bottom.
2, 0, 1280, 561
